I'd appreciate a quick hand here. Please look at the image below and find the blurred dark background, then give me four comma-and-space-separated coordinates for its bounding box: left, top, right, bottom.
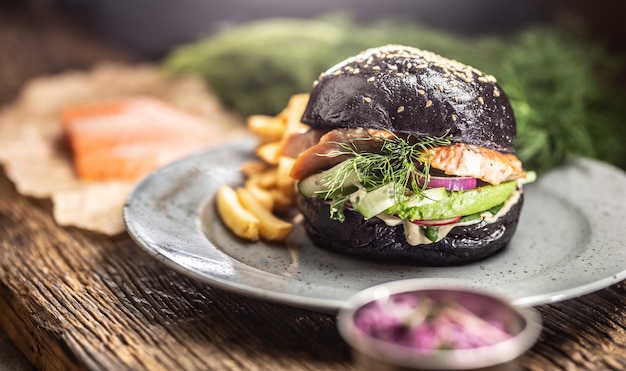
54, 0, 625, 58
0, 0, 624, 105
55, 0, 556, 57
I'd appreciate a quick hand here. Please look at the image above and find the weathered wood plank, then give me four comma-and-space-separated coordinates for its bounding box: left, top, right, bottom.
0, 173, 354, 370
525, 284, 626, 370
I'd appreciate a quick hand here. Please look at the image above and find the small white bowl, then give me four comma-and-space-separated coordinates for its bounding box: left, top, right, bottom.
337, 279, 542, 370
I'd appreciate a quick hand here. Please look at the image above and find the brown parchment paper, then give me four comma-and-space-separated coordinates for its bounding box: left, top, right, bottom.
0, 63, 246, 235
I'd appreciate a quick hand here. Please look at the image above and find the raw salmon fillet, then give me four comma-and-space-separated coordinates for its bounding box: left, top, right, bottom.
61, 97, 216, 181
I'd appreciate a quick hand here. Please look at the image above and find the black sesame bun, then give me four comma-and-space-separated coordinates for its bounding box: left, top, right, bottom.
302, 44, 516, 153
295, 45, 523, 266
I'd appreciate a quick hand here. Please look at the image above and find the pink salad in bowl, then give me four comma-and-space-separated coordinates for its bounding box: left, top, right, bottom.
338, 280, 542, 370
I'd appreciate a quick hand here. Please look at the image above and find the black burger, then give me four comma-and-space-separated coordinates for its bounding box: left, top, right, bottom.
285, 45, 531, 266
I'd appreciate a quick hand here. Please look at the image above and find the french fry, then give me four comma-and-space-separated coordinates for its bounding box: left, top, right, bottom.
282, 94, 310, 137
255, 141, 282, 165
215, 185, 260, 241
217, 93, 311, 243
236, 188, 293, 241
276, 156, 296, 193
248, 168, 278, 189
247, 115, 286, 143
240, 160, 269, 177
270, 188, 295, 214
243, 181, 274, 210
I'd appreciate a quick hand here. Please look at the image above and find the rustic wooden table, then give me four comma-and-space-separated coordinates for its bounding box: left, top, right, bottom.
1, 169, 625, 371
1, 3, 626, 370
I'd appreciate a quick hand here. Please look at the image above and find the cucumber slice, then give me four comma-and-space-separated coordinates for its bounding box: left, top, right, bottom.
298, 172, 327, 197
298, 165, 358, 198
406, 187, 449, 208
353, 183, 400, 219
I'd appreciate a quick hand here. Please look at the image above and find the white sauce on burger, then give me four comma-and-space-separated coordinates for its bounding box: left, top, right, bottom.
378, 189, 522, 246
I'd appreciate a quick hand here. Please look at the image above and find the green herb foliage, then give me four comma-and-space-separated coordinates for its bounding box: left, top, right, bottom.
320, 133, 451, 197
318, 132, 451, 221
163, 15, 626, 173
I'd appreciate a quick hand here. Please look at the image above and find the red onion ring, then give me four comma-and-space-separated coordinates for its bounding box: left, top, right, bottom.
416, 175, 477, 191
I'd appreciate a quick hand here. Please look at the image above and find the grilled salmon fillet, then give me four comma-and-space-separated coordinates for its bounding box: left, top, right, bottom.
426, 143, 525, 185
289, 128, 525, 185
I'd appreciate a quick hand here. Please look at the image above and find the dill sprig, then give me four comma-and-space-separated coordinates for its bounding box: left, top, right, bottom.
317, 131, 452, 202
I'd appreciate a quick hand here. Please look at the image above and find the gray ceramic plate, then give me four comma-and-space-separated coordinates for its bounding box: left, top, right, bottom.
124, 138, 626, 312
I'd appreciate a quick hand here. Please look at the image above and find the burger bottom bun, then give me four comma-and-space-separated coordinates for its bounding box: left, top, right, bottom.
296, 192, 524, 266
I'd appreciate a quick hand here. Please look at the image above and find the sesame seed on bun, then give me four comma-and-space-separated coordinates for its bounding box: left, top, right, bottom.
302, 45, 517, 153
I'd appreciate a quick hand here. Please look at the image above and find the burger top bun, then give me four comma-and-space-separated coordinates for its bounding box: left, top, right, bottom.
301, 45, 517, 153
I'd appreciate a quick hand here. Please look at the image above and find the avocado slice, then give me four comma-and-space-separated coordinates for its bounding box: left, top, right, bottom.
391, 180, 518, 221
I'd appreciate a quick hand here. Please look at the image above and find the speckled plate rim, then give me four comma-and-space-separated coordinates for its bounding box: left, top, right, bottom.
123, 138, 626, 312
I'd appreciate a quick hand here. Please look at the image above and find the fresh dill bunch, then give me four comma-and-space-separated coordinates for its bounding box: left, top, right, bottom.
164, 16, 626, 172
315, 132, 452, 221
